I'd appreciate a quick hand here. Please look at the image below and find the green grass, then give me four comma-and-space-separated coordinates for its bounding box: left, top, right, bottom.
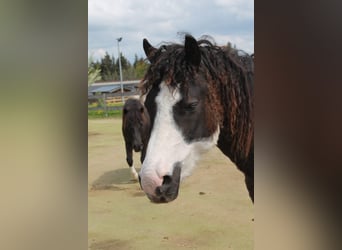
88, 101, 124, 119
88, 102, 124, 108
88, 109, 122, 119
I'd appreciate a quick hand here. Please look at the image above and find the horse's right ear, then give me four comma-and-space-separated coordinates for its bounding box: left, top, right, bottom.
184, 35, 201, 67
143, 38, 157, 63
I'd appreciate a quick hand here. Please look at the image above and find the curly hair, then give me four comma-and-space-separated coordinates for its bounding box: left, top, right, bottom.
140, 36, 254, 162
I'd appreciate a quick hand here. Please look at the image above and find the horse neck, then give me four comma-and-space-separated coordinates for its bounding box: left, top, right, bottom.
214, 67, 254, 172
217, 128, 253, 173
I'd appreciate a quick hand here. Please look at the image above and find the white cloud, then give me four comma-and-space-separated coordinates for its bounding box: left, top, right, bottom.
214, 33, 254, 53
88, 0, 254, 63
214, 0, 254, 20
88, 48, 106, 60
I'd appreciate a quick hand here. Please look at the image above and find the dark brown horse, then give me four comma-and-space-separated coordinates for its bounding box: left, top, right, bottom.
122, 98, 150, 180
138, 35, 254, 203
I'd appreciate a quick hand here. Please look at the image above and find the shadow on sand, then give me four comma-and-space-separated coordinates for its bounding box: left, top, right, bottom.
90, 168, 141, 191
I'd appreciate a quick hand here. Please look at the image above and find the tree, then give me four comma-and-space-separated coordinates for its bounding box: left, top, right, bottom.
88, 56, 101, 85
134, 56, 149, 79
115, 53, 133, 80
100, 52, 115, 81
92, 52, 148, 81
133, 54, 139, 68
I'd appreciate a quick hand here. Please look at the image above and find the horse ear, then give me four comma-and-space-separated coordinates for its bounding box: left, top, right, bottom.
143, 38, 157, 63
184, 35, 201, 67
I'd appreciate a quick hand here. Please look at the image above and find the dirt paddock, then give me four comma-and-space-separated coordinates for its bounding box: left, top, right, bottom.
88, 118, 253, 249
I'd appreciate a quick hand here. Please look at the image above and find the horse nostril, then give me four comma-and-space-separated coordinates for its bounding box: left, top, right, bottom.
143, 165, 182, 203
154, 176, 172, 198
151, 174, 179, 203
162, 175, 172, 185
153, 186, 169, 203
155, 186, 162, 196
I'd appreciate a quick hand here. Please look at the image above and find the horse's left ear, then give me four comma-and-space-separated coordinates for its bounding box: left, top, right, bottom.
184, 35, 201, 67
143, 38, 157, 63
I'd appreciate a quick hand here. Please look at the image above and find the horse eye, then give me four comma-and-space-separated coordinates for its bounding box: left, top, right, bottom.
140, 107, 144, 113
185, 101, 198, 111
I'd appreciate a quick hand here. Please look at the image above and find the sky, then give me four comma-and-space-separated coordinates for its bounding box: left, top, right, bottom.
88, 0, 254, 64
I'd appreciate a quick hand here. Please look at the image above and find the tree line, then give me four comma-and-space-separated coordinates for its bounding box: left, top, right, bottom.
88, 52, 149, 85
88, 42, 249, 85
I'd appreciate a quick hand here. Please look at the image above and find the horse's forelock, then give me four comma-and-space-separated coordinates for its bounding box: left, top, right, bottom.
140, 43, 190, 94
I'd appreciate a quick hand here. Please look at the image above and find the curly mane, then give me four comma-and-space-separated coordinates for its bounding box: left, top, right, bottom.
140, 36, 254, 163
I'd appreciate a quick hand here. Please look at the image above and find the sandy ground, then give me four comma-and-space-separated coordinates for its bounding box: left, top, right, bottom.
88, 118, 253, 250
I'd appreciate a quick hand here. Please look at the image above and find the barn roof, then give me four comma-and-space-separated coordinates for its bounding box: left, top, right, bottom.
88, 81, 139, 94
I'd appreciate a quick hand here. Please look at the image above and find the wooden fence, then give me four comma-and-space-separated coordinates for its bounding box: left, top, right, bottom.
88, 91, 140, 114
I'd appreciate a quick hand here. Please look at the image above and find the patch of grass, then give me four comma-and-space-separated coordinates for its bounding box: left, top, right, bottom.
88, 109, 122, 119
88, 102, 124, 108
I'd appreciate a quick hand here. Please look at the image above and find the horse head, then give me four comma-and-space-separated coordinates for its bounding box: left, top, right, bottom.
139, 34, 254, 203
139, 35, 221, 203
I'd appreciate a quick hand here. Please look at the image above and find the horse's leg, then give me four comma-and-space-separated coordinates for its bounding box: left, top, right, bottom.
125, 143, 133, 167
130, 166, 139, 181
245, 174, 254, 203
140, 142, 147, 164
125, 143, 138, 180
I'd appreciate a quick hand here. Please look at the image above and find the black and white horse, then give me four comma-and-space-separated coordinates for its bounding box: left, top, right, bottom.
122, 98, 150, 180
139, 35, 254, 203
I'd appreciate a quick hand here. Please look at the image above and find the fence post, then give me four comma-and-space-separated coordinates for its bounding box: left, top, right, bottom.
103, 93, 108, 117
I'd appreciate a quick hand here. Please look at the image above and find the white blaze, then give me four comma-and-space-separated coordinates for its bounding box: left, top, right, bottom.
139, 82, 220, 196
